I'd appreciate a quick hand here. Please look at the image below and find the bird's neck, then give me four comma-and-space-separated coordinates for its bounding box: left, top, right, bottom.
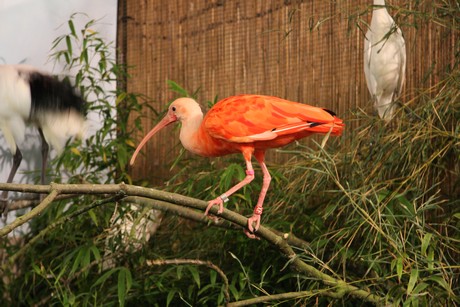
371, 0, 395, 28
179, 113, 206, 155
178, 113, 233, 157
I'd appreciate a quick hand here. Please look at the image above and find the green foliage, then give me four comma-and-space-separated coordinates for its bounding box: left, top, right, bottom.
50, 13, 151, 185
278, 69, 460, 305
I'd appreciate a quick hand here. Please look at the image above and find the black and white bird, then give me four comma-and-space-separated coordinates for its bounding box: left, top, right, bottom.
364, 0, 406, 121
0, 64, 86, 213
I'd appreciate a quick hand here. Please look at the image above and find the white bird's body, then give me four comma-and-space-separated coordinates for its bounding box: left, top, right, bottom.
364, 0, 406, 121
0, 64, 86, 213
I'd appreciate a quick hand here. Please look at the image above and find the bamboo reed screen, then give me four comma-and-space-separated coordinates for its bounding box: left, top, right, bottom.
118, 0, 458, 184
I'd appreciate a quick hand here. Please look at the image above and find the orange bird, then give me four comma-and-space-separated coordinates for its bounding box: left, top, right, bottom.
130, 95, 344, 238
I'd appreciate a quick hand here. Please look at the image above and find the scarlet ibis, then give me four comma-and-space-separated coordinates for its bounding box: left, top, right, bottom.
0, 64, 86, 214
130, 95, 344, 238
364, 0, 406, 121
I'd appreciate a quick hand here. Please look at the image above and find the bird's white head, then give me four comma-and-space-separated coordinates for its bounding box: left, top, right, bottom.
168, 97, 203, 122
130, 97, 203, 165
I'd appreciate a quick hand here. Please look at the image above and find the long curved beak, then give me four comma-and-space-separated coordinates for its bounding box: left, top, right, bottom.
130, 113, 177, 165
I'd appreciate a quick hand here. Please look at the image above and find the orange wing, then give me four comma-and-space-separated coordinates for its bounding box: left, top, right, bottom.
203, 95, 343, 143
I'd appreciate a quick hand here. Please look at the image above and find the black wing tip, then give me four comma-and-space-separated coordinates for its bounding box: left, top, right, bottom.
323, 108, 337, 116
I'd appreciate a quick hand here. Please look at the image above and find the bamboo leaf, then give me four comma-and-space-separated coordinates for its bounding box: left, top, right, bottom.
426, 275, 452, 293
167, 80, 189, 97
406, 268, 419, 295
188, 266, 201, 289
88, 209, 98, 226
65, 35, 73, 56
396, 256, 403, 282
68, 19, 77, 37
210, 270, 217, 286
166, 290, 176, 307
421, 233, 432, 256
118, 269, 127, 307
412, 282, 429, 294
93, 268, 118, 288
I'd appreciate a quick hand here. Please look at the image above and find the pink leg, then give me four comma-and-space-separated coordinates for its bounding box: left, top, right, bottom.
204, 149, 255, 216
245, 151, 271, 239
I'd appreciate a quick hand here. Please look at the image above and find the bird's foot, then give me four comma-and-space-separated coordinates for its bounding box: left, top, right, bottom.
244, 211, 262, 240
204, 196, 226, 221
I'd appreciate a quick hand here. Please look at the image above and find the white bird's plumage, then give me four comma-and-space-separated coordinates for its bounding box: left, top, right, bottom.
0, 64, 86, 213
364, 0, 406, 121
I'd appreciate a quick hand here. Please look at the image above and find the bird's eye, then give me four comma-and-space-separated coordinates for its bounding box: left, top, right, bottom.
172, 106, 176, 112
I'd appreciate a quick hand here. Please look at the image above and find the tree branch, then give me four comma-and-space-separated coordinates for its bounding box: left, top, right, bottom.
226, 289, 345, 306
0, 188, 59, 237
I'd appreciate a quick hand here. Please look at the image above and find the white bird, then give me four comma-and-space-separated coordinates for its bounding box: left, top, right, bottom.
0, 64, 86, 213
364, 0, 406, 121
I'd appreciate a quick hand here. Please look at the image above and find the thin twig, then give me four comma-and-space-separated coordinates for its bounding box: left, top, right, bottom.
226, 289, 344, 307
0, 188, 59, 237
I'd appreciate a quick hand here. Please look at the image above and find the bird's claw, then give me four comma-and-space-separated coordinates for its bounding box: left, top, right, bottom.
244, 214, 261, 239
244, 228, 260, 239
204, 198, 224, 216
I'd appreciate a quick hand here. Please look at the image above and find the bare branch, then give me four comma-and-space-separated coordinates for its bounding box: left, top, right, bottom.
227, 289, 344, 306
0, 188, 59, 237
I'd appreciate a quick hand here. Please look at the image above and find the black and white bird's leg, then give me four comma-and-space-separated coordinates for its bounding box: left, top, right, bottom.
38, 129, 50, 201
0, 146, 23, 214
38, 129, 49, 185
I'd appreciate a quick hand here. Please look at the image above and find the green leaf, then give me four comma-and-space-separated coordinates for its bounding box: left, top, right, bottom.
188, 266, 200, 289
427, 247, 434, 272
210, 270, 217, 286
406, 268, 419, 295
421, 233, 432, 256
93, 268, 118, 288
167, 80, 189, 97
397, 194, 415, 217
70, 248, 84, 274
117, 268, 132, 307
166, 290, 176, 307
426, 275, 452, 293
118, 269, 126, 307
90, 245, 101, 262
228, 284, 240, 301
65, 35, 73, 56
88, 209, 98, 227
68, 19, 76, 37
396, 256, 403, 282
412, 282, 429, 294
